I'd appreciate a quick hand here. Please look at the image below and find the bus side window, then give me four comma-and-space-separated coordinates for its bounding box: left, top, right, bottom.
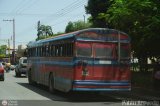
70, 43, 73, 56
60, 45, 63, 56
43, 46, 46, 56
38, 47, 40, 57
58, 45, 61, 56
46, 46, 49, 57
62, 44, 65, 56
66, 43, 73, 57
55, 45, 58, 56
64, 44, 67, 56
35, 47, 38, 57
52, 45, 55, 56
48, 45, 51, 56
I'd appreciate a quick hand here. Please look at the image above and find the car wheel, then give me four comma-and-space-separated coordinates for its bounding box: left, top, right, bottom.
1, 76, 4, 81
18, 73, 21, 77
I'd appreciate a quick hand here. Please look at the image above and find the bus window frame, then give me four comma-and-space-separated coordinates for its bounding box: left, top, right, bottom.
115, 43, 130, 59
94, 43, 114, 59
76, 42, 92, 58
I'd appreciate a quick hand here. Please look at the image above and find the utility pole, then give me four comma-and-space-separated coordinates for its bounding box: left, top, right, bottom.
0, 28, 1, 39
8, 39, 10, 63
83, 15, 86, 27
3, 19, 16, 64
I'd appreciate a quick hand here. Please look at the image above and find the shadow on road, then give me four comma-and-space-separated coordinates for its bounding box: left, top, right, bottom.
17, 82, 121, 102
13, 74, 27, 78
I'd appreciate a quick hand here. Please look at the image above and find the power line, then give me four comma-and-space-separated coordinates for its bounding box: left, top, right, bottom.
17, 0, 38, 14
10, 0, 27, 14
17, 0, 87, 36
14, 0, 31, 14
0, 12, 85, 17
10, 0, 29, 16
40, 0, 85, 23
51, 12, 85, 26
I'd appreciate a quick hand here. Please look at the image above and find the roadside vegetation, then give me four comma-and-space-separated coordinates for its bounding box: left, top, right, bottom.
35, 0, 160, 88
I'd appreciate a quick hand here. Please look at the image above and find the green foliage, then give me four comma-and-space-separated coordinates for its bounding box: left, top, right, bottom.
37, 21, 54, 41
36, 32, 65, 41
65, 20, 91, 33
85, 0, 112, 27
105, 0, 160, 58
65, 22, 74, 33
0, 45, 7, 58
53, 32, 65, 36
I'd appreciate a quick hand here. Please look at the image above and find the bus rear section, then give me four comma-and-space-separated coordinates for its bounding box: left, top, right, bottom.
72, 41, 131, 91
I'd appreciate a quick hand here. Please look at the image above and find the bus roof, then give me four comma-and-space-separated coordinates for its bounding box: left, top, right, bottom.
28, 28, 130, 48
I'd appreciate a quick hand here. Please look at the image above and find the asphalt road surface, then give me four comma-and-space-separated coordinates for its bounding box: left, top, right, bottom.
0, 71, 160, 106
0, 71, 122, 106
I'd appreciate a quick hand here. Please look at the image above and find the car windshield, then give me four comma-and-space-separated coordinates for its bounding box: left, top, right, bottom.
23, 59, 27, 63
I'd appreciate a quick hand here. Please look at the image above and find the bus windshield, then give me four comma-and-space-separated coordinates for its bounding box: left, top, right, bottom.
95, 44, 113, 58
76, 43, 92, 57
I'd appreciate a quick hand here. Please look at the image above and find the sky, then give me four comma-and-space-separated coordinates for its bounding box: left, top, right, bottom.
0, 0, 89, 48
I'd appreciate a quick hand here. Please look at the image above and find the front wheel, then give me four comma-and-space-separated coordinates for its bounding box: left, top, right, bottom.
49, 73, 56, 93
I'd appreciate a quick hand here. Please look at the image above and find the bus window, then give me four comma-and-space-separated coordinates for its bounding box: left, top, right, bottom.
120, 45, 129, 58
95, 44, 113, 58
76, 42, 92, 57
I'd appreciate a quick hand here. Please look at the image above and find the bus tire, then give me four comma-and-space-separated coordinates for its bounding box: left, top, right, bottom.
49, 73, 55, 93
28, 69, 34, 85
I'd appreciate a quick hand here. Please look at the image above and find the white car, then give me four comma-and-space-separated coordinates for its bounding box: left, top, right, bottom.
15, 57, 27, 77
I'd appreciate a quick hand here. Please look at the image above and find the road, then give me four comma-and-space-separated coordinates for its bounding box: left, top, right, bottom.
0, 71, 160, 106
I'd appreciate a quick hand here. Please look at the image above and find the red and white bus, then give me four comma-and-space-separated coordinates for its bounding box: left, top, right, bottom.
27, 28, 131, 92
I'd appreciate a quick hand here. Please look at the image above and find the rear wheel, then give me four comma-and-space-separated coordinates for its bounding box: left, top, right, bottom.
28, 69, 35, 85
1, 76, 4, 81
49, 73, 56, 93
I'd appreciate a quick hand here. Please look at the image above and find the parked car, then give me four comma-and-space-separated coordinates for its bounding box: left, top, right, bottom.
15, 57, 27, 77
0, 63, 4, 81
10, 65, 16, 70
4, 62, 11, 72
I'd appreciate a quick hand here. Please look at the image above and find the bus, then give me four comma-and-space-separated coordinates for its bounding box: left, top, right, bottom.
27, 28, 131, 92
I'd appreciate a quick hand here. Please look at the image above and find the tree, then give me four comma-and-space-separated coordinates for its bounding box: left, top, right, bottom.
0, 45, 7, 58
65, 21, 74, 33
85, 0, 112, 27
65, 20, 91, 33
37, 21, 53, 40
106, 0, 160, 56
105, 0, 160, 71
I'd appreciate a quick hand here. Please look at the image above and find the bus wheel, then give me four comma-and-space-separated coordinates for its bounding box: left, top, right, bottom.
28, 70, 34, 85
49, 73, 55, 93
